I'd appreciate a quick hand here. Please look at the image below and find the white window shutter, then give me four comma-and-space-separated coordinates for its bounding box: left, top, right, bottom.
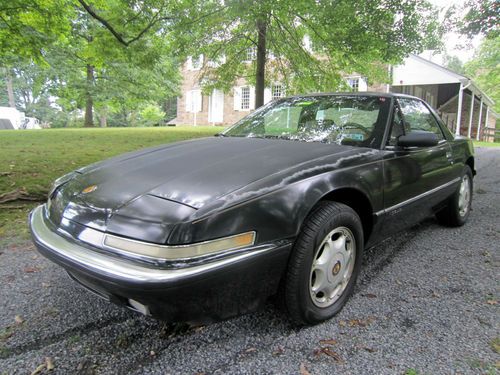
186, 56, 193, 71
264, 88, 272, 104
359, 78, 368, 92
194, 90, 202, 112
208, 91, 213, 121
249, 86, 256, 109
233, 86, 242, 110
303, 35, 312, 52
185, 90, 192, 112
194, 54, 203, 70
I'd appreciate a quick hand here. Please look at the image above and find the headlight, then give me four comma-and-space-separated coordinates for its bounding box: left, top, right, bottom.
48, 171, 77, 199
83, 231, 257, 261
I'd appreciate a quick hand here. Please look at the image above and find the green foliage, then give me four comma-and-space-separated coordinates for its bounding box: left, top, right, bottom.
458, 0, 499, 39
443, 54, 465, 75
174, 0, 443, 96
0, 58, 61, 124
138, 104, 166, 127
465, 36, 500, 112
0, 0, 71, 62
1, 0, 181, 127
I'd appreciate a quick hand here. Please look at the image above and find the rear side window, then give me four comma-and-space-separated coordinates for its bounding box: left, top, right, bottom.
398, 99, 444, 140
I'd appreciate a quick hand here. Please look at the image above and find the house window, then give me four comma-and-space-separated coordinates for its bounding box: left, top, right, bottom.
414, 86, 423, 99
207, 55, 226, 68
241, 87, 251, 110
425, 91, 435, 108
272, 84, 285, 100
188, 55, 203, 70
246, 47, 257, 61
348, 78, 359, 92
193, 55, 203, 69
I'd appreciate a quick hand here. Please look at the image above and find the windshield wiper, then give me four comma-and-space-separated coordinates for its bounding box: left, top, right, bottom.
248, 134, 291, 140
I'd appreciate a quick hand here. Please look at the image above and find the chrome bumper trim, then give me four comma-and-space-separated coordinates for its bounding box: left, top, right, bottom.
30, 205, 276, 284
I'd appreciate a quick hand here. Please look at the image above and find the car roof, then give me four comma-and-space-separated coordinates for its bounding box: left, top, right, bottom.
286, 91, 422, 101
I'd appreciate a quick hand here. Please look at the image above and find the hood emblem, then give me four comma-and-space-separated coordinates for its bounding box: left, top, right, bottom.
81, 185, 98, 194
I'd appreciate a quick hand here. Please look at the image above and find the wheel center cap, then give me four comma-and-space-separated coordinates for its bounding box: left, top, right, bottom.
332, 261, 341, 276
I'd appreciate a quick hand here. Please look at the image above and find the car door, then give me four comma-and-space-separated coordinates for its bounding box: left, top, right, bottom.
379, 98, 456, 235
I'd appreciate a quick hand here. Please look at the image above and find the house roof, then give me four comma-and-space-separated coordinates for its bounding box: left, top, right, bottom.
410, 54, 466, 81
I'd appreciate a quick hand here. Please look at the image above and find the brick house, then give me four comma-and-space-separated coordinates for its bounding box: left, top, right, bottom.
173, 50, 383, 127
173, 51, 497, 141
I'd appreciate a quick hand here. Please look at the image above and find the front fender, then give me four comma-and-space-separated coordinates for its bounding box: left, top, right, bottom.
167, 156, 384, 246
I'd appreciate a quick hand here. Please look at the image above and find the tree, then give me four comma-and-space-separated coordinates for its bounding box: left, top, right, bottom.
0, 0, 71, 60
174, 0, 443, 108
458, 0, 499, 39
0, 1, 69, 114
0, 0, 182, 127
0, 57, 77, 126
443, 54, 465, 75
464, 36, 500, 112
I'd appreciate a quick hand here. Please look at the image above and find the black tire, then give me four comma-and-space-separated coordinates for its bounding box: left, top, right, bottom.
284, 201, 363, 326
436, 166, 473, 227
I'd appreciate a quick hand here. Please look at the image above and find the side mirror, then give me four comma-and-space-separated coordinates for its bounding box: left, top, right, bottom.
397, 132, 439, 148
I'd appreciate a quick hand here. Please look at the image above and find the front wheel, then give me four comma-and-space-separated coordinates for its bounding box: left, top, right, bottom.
284, 202, 363, 325
436, 166, 473, 227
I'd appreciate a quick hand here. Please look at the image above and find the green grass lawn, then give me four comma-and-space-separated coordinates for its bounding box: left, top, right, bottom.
473, 141, 500, 148
0, 127, 220, 240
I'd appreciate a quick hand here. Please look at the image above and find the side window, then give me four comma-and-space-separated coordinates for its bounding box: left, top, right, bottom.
398, 99, 444, 140
387, 107, 404, 146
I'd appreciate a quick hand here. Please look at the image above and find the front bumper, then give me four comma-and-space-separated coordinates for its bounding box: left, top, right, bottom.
29, 205, 292, 323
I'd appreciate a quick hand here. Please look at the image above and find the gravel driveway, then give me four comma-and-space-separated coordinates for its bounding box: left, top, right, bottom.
1, 148, 498, 375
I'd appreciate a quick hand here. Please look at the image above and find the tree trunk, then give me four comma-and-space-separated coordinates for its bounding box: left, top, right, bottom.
99, 109, 107, 127
84, 64, 94, 127
255, 18, 267, 109
6, 70, 15, 108
129, 110, 137, 127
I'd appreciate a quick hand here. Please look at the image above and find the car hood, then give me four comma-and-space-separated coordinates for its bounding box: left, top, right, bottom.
72, 137, 353, 210
53, 137, 354, 242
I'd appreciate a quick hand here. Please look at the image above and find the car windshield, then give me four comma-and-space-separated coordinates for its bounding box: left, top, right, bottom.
222, 95, 391, 149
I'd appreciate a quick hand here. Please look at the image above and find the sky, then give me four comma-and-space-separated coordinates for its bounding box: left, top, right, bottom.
428, 0, 482, 62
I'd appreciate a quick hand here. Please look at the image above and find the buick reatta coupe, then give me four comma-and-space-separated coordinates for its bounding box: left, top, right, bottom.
30, 93, 474, 325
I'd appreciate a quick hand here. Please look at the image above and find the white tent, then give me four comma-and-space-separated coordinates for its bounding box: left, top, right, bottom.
0, 107, 41, 129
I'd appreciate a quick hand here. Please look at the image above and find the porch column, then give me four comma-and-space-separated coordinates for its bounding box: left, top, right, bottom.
456, 83, 464, 136
467, 90, 475, 138
484, 106, 490, 141
476, 97, 484, 141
